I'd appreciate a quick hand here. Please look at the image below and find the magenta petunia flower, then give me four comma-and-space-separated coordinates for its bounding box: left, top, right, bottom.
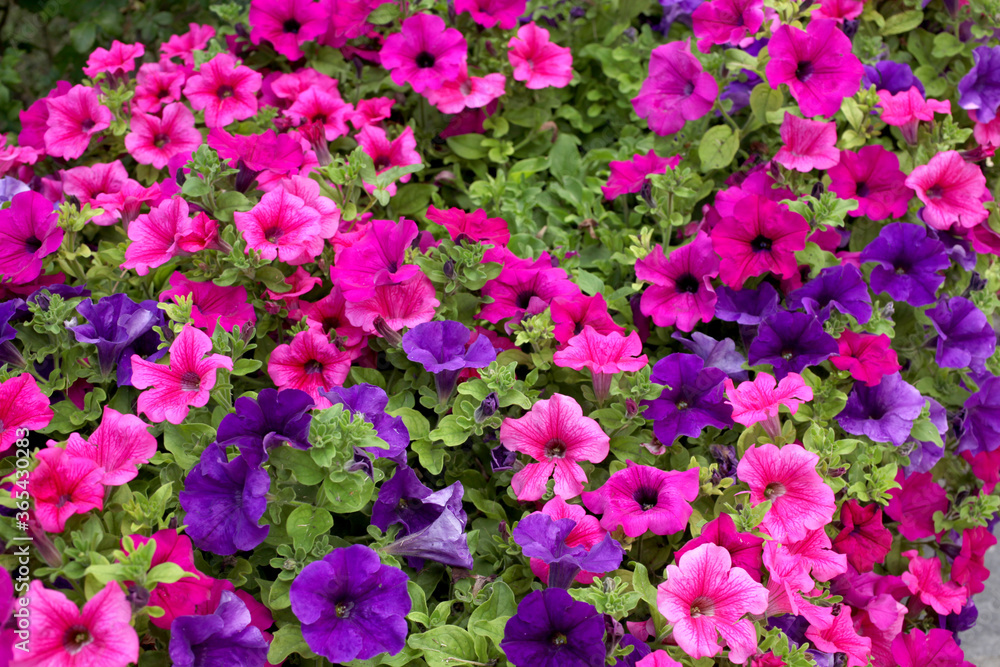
424, 65, 507, 115
710, 193, 810, 289
28, 446, 105, 533
892, 629, 974, 667
182, 53, 262, 128
952, 526, 997, 595
455, 0, 525, 29
330, 217, 420, 300
674, 513, 764, 581
553, 326, 648, 401
602, 152, 681, 200
723, 372, 812, 439
344, 274, 440, 334
234, 188, 323, 263
499, 393, 610, 501
774, 112, 840, 172
122, 197, 197, 276
0, 190, 62, 285
635, 233, 720, 331
737, 443, 836, 542
0, 374, 53, 453
161, 23, 216, 66
43, 84, 114, 159
656, 543, 769, 663
130, 325, 234, 424
582, 462, 699, 537
426, 205, 510, 246
285, 86, 354, 141
248, 0, 328, 61
827, 145, 912, 221
814, 0, 864, 20
268, 329, 352, 408
160, 272, 256, 336
878, 87, 951, 144
550, 293, 624, 345
784, 528, 846, 582
125, 103, 202, 169
299, 285, 368, 348
884, 471, 947, 541
692, 0, 763, 50
61, 160, 129, 226
831, 499, 892, 573
93, 179, 163, 226
479, 252, 580, 324
82, 40, 145, 78
632, 40, 717, 135
901, 549, 968, 615
355, 125, 422, 197
381, 13, 467, 93
508, 22, 573, 90
904, 150, 990, 230
764, 19, 863, 117
126, 529, 217, 629
65, 406, 156, 486
350, 96, 395, 130
133, 62, 185, 114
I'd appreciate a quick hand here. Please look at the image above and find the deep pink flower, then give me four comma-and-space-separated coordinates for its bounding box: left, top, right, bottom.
0, 374, 53, 453
285, 86, 354, 141
318, 0, 391, 47
234, 188, 323, 263
774, 112, 840, 172
710, 194, 810, 289
266, 68, 340, 105
182, 53, 262, 128
125, 103, 202, 169
635, 233, 720, 331
974, 115, 1000, 148
0, 190, 62, 285
891, 629, 974, 667
122, 197, 198, 275
274, 175, 340, 239
330, 217, 420, 300
656, 543, 769, 663
602, 152, 681, 200
951, 526, 996, 595
14, 580, 138, 667
814, 0, 865, 20
133, 62, 185, 113
83, 40, 145, 78
761, 541, 815, 617
455, 0, 525, 29
553, 326, 648, 401
675, 513, 765, 581
424, 66, 506, 115
344, 274, 440, 334
480, 252, 580, 324
830, 331, 900, 386
381, 13, 467, 93
130, 325, 234, 424
28, 446, 105, 533
61, 160, 129, 226
355, 125, 421, 197
805, 607, 872, 667
426, 206, 510, 246
93, 179, 163, 226
884, 471, 947, 541
249, 0, 328, 61
692, 0, 764, 50
828, 145, 912, 221
901, 549, 968, 614
268, 329, 352, 408
904, 150, 990, 230
785, 528, 847, 582
878, 87, 951, 144
528, 497, 607, 585
831, 499, 892, 572
18, 81, 73, 150
299, 285, 368, 348
737, 443, 836, 542
583, 463, 699, 537
632, 40, 717, 135
723, 372, 812, 438
160, 272, 256, 335
500, 393, 610, 500
65, 407, 156, 486
508, 22, 573, 90
636, 651, 683, 667
350, 97, 395, 130
550, 293, 624, 345
43, 85, 113, 159
127, 530, 217, 629
765, 19, 863, 117
161, 23, 217, 66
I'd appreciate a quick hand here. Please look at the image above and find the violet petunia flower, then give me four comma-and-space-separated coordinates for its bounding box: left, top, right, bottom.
862, 61, 925, 96
290, 545, 411, 663
860, 222, 950, 307
178, 442, 270, 555
787, 264, 872, 324
926, 296, 997, 371
671, 331, 748, 381
402, 320, 496, 401
513, 513, 625, 589
500, 588, 607, 667
322, 383, 410, 460
168, 591, 269, 667
713, 283, 780, 326
958, 374, 1000, 455
958, 46, 1000, 123
657, 0, 705, 31
216, 388, 314, 467
836, 373, 926, 447
69, 293, 166, 385
0, 300, 24, 368
748, 310, 838, 379
642, 353, 733, 446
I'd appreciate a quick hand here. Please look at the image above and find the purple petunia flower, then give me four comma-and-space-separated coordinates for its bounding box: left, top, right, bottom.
500, 588, 606, 667
862, 61, 925, 96
217, 388, 314, 467
383, 509, 476, 569
513, 513, 624, 589
672, 331, 749, 381
861, 223, 950, 307
787, 264, 872, 324
614, 634, 652, 667
656, 0, 705, 32
290, 545, 411, 663
836, 373, 926, 447
178, 442, 270, 555
0, 300, 24, 368
904, 398, 948, 474
642, 353, 733, 446
168, 591, 269, 667
402, 320, 497, 401
322, 383, 409, 460
714, 283, 781, 325
958, 374, 1000, 455
0, 177, 29, 204
926, 296, 997, 371
69, 293, 165, 384
749, 310, 839, 379
927, 227, 977, 271
958, 46, 1000, 123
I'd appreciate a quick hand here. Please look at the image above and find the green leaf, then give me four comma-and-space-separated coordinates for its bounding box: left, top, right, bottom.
388, 407, 431, 441
322, 472, 374, 513
931, 32, 965, 58
698, 125, 740, 171
882, 10, 923, 35
231, 358, 262, 376
429, 415, 470, 447
286, 505, 334, 551
146, 563, 197, 586
349, 366, 387, 389
267, 624, 316, 663
749, 83, 783, 123
468, 582, 516, 647
366, 1, 399, 24
446, 135, 488, 160
408, 626, 480, 667
411, 439, 446, 475
549, 134, 582, 178
575, 270, 605, 296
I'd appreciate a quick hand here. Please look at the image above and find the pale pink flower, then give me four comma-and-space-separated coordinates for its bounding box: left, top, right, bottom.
904, 150, 990, 230
508, 23, 573, 89
901, 549, 968, 615
424, 65, 506, 114
65, 407, 157, 486
774, 112, 840, 172
343, 274, 440, 334
553, 326, 648, 401
723, 372, 812, 439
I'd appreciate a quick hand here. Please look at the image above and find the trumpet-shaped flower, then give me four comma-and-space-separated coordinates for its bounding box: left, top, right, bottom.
583, 462, 700, 537
0, 373, 53, 453
901, 550, 968, 615
28, 446, 105, 533
878, 87, 951, 144
455, 0, 525, 29
904, 150, 990, 230
860, 222, 949, 307
234, 188, 323, 263
0, 190, 62, 285
268, 329, 352, 408
836, 372, 925, 447
642, 353, 732, 446
125, 103, 202, 169
692, 0, 763, 49
44, 85, 114, 159
601, 152, 681, 200
248, 0, 328, 61
828, 145, 912, 221
65, 406, 156, 486
508, 23, 573, 90
500, 588, 606, 667
183, 53, 262, 128
632, 40, 717, 135
724, 372, 812, 437
553, 326, 648, 401
381, 13, 467, 93
635, 234, 719, 331
774, 112, 840, 172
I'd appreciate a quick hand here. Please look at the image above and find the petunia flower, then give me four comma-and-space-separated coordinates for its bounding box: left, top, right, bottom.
160, 272, 256, 336
383, 506, 475, 569
764, 19, 863, 117
785, 528, 847, 582
161, 23, 217, 66
813, 0, 865, 20
904, 151, 990, 230
549, 294, 623, 346
454, 0, 525, 29
499, 393, 610, 501
331, 217, 420, 300
124, 103, 202, 169
635, 233, 719, 332
43, 84, 114, 159
773, 112, 840, 172
957, 374, 1000, 456
675, 513, 764, 581
901, 549, 968, 615
553, 326, 648, 402
500, 588, 606, 667
602, 152, 681, 200
508, 22, 573, 90
656, 543, 769, 663
178, 442, 270, 555
285, 86, 353, 141
355, 125, 422, 197
248, 0, 328, 61
169, 591, 269, 667
371, 464, 465, 537
582, 462, 700, 537
233, 188, 323, 264
300, 286, 369, 346
122, 197, 208, 276
60, 160, 129, 226
290, 545, 411, 663
381, 13, 467, 93
424, 65, 507, 115
28, 446, 105, 533
787, 264, 871, 323
831, 500, 892, 573
957, 45, 1000, 123
267, 329, 352, 408
634, 648, 675, 667
642, 353, 732, 446
83, 40, 145, 78
65, 406, 156, 486
0, 190, 63, 285
217, 388, 314, 467
427, 205, 510, 246
836, 373, 925, 447
952, 526, 996, 596
344, 274, 440, 334
692, 0, 763, 50
403, 320, 497, 401
182, 53, 263, 128
513, 512, 624, 589
863, 60, 924, 95
892, 629, 974, 667
209, 128, 306, 192
884, 471, 947, 541
877, 87, 951, 144
93, 179, 163, 226
130, 324, 234, 424
804, 607, 872, 667
125, 529, 217, 629
724, 372, 812, 439
828, 145, 912, 221
133, 62, 185, 113
69, 293, 165, 385
0, 373, 53, 453
926, 295, 996, 370
749, 310, 839, 379
860, 222, 949, 307
713, 283, 780, 325
526, 497, 608, 586
737, 443, 836, 542
479, 252, 580, 324
632, 40, 717, 135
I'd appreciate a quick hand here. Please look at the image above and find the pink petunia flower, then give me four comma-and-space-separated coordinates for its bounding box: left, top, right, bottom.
830, 330, 900, 386
274, 175, 341, 239
904, 150, 990, 230
884, 471, 947, 541
161, 23, 217, 66
813, 0, 865, 20
234, 188, 323, 264
635, 233, 720, 332
765, 19, 863, 118
831, 499, 893, 573
355, 125, 422, 197
951, 526, 996, 595
892, 628, 974, 667
901, 549, 968, 615
878, 87, 951, 144
528, 497, 608, 585
455, 0, 525, 29
124, 103, 202, 169
761, 540, 816, 617
130, 325, 234, 424
268, 329, 352, 408
182, 53, 263, 128
65, 407, 156, 486
83, 40, 145, 78
122, 197, 198, 275
28, 446, 105, 533
710, 193, 810, 289
692, 0, 764, 50
14, 580, 138, 667
656, 543, 769, 663
330, 217, 420, 300
350, 97, 395, 130
127, 529, 218, 629
676, 513, 765, 581
508, 22, 573, 90
974, 114, 1000, 148
602, 152, 681, 200
424, 66, 506, 115
284, 86, 354, 141
426, 206, 510, 246
636, 651, 683, 667
827, 145, 912, 221
43, 85, 114, 159
249, 0, 328, 61
0, 374, 53, 453
723, 371, 812, 439
553, 326, 648, 401
299, 285, 368, 348
737, 443, 836, 542
499, 393, 610, 501
805, 606, 872, 667
774, 112, 840, 172
133, 62, 185, 114
0, 190, 63, 285
583, 462, 699, 537
344, 274, 441, 334
550, 293, 624, 345
632, 40, 717, 136
480, 250, 580, 324
61, 160, 129, 226
381, 13, 468, 93
93, 179, 163, 226
160, 272, 256, 335
785, 528, 847, 582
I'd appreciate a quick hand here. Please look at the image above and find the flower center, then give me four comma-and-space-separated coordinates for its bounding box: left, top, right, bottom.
56, 493, 73, 508
283, 18, 302, 33
515, 290, 537, 309
795, 60, 814, 82
926, 184, 944, 199
544, 439, 568, 459
855, 181, 870, 197
750, 235, 772, 252
675, 273, 699, 294
415, 51, 437, 68
689, 596, 716, 618
763, 482, 786, 500
217, 85, 235, 99
335, 601, 354, 618
81, 118, 96, 131
304, 359, 324, 374
780, 347, 795, 360
24, 236, 42, 254
632, 486, 659, 511
263, 226, 283, 244
180, 370, 201, 392
373, 155, 391, 170
550, 632, 568, 646
63, 625, 93, 655
682, 80, 694, 96
153, 133, 170, 148
676, 400, 689, 410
